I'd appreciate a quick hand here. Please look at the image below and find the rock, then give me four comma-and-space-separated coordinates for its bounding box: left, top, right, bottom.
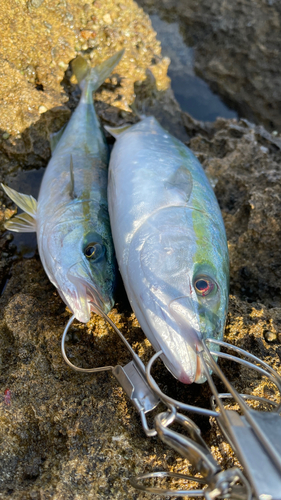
137, 0, 281, 132
28, 0, 45, 8
0, 0, 170, 138
0, 1, 187, 498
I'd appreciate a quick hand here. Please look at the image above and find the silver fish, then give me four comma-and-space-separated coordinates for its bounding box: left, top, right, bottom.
2, 50, 124, 322
107, 117, 229, 384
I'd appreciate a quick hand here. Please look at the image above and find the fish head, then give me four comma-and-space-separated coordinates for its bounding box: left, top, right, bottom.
127, 207, 229, 384
41, 219, 115, 323
168, 261, 228, 383
66, 229, 115, 321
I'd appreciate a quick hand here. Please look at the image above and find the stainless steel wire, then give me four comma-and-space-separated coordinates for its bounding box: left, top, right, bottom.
61, 311, 281, 499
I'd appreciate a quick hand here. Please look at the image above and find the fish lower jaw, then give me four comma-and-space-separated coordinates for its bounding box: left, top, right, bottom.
171, 356, 206, 384
160, 351, 197, 385
69, 292, 112, 323
161, 344, 206, 385
74, 310, 90, 323
163, 361, 196, 384
177, 371, 195, 384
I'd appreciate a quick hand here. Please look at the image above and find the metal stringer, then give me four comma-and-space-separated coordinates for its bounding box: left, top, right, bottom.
61, 308, 281, 499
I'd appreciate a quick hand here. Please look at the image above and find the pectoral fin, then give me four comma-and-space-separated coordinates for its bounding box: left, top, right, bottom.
1, 183, 37, 232
4, 212, 36, 232
69, 155, 76, 199
1, 184, 37, 216
164, 165, 193, 202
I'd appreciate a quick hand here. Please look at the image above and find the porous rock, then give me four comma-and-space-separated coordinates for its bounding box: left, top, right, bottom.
137, 0, 281, 132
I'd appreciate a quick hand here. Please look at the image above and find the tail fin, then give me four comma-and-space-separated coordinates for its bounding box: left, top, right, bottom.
72, 49, 125, 96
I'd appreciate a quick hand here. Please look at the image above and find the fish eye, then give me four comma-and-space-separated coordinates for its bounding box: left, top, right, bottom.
194, 275, 216, 297
84, 242, 104, 260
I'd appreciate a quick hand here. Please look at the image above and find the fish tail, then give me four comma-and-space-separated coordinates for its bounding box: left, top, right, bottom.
87, 49, 125, 92
72, 49, 124, 103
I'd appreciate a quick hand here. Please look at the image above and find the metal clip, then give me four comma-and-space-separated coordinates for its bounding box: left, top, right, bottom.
154, 410, 220, 478
61, 311, 281, 499
113, 361, 159, 436
197, 339, 281, 500
142, 349, 252, 499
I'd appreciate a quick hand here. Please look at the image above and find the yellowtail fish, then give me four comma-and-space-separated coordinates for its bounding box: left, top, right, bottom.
107, 117, 229, 383
2, 50, 124, 323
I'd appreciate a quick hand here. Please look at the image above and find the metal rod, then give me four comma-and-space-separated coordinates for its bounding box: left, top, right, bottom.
203, 340, 281, 475
130, 471, 206, 497
92, 303, 147, 377
207, 339, 281, 390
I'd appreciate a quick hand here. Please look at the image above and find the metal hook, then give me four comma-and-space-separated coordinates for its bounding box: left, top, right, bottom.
61, 314, 113, 373
204, 338, 281, 412
130, 464, 251, 499
61, 304, 146, 375
61, 308, 160, 436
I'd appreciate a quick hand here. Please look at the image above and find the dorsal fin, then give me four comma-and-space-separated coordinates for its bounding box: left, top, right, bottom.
69, 155, 76, 199
50, 124, 67, 153
104, 123, 132, 139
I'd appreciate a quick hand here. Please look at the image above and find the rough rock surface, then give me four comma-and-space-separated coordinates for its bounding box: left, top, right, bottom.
0, 0, 281, 499
137, 0, 281, 132
0, 0, 170, 137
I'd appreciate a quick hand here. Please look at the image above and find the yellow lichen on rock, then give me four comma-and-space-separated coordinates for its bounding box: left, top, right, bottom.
0, 0, 170, 135
0, 60, 64, 136
87, 1, 170, 110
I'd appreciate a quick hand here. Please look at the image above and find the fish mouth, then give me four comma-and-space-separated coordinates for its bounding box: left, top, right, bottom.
171, 345, 207, 384
63, 266, 113, 323
86, 283, 112, 316
194, 353, 207, 384
166, 296, 199, 383
168, 296, 210, 384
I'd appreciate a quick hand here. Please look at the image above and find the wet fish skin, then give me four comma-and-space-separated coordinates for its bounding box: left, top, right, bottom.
107, 117, 229, 384
2, 51, 124, 323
